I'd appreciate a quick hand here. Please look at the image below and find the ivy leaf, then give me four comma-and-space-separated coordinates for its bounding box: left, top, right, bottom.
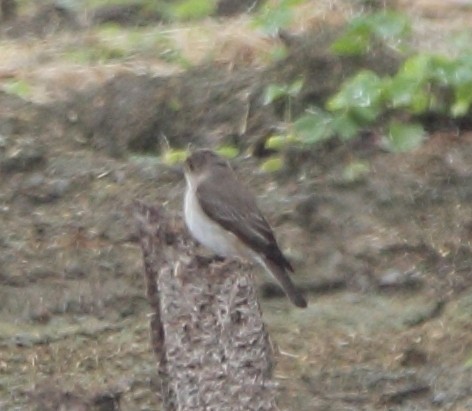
260, 156, 284, 173
326, 70, 384, 113
371, 11, 410, 41
265, 135, 288, 150
450, 55, 472, 116
331, 11, 410, 56
385, 76, 420, 108
451, 80, 472, 117
287, 78, 304, 97
171, 0, 216, 20
330, 18, 371, 56
399, 54, 433, 80
162, 149, 189, 165
253, 0, 305, 35
263, 84, 288, 105
331, 113, 361, 140
216, 145, 239, 159
343, 160, 370, 182
451, 99, 471, 118
385, 75, 430, 114
294, 109, 334, 144
350, 106, 382, 125
383, 121, 425, 152
3, 80, 32, 99
429, 55, 456, 86
327, 71, 384, 127
452, 54, 472, 86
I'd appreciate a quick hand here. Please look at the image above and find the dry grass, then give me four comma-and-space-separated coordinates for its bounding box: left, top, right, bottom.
2, 0, 472, 103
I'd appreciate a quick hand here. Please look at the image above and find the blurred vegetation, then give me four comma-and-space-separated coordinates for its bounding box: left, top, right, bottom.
6, 0, 472, 163
252, 0, 305, 35
64, 24, 190, 66
261, 9, 472, 161
2, 78, 32, 99
263, 78, 304, 122
119, 1, 472, 164
85, 0, 217, 21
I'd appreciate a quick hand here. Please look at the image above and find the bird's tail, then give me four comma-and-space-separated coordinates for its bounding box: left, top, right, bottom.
261, 257, 307, 308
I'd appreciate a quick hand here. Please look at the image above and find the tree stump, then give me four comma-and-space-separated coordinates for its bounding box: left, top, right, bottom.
133, 202, 277, 411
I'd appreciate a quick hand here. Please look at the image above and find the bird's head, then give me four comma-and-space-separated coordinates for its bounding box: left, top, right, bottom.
184, 149, 228, 179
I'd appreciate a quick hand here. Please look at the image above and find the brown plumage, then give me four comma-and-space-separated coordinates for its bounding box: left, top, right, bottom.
183, 149, 307, 308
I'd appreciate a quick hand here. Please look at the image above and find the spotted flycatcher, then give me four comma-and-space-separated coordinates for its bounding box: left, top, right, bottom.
183, 149, 307, 308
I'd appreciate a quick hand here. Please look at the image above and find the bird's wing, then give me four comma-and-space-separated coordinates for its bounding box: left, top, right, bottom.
196, 168, 293, 271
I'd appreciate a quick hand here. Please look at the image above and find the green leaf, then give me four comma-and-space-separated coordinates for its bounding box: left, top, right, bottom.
343, 160, 370, 182
330, 19, 371, 56
384, 121, 425, 152
391, 55, 454, 111
449, 55, 472, 116
452, 54, 472, 86
409, 92, 432, 114
330, 11, 410, 56
326, 70, 384, 125
253, 0, 305, 35
263, 79, 303, 105
216, 145, 239, 159
3, 79, 32, 99
171, 0, 216, 20
451, 99, 471, 118
258, 8, 293, 35
327, 70, 384, 112
350, 106, 382, 124
330, 33, 370, 56
162, 149, 189, 165
331, 113, 361, 140
282, 0, 307, 6
385, 67, 432, 114
263, 84, 289, 105
264, 133, 299, 150
268, 44, 288, 61
294, 109, 334, 144
260, 156, 284, 173
429, 55, 457, 86
399, 54, 433, 81
265, 135, 288, 150
384, 75, 421, 108
287, 78, 304, 97
371, 11, 411, 41
465, 353, 472, 369
452, 80, 472, 117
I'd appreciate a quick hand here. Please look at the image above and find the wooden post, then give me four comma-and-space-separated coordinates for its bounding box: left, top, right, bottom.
133, 202, 277, 411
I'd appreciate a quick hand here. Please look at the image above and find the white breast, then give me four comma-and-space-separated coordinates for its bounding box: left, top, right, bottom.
184, 184, 243, 258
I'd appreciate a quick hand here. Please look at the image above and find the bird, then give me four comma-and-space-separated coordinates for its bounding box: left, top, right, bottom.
183, 149, 307, 308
